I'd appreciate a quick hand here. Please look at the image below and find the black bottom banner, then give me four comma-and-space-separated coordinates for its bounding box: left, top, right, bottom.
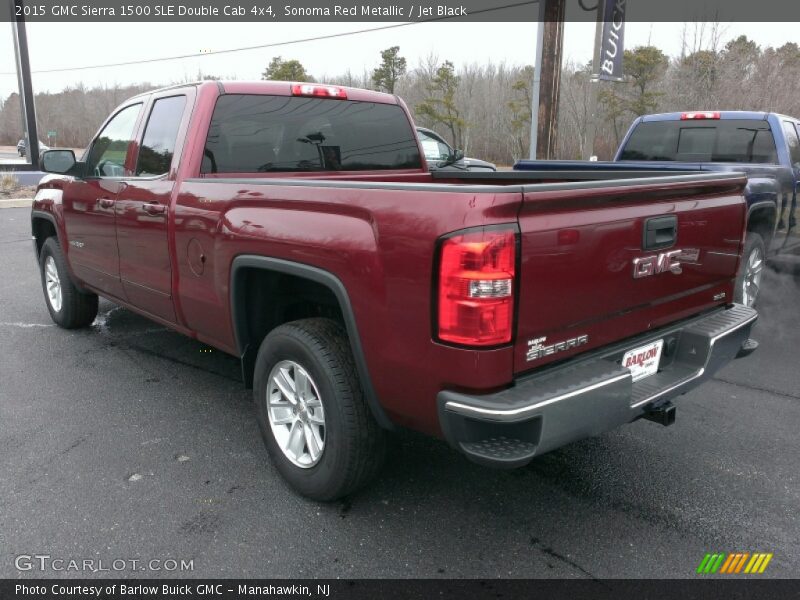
3, 579, 800, 600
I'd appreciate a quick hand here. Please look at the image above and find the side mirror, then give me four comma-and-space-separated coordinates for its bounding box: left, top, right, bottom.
41, 149, 78, 175
452, 149, 465, 162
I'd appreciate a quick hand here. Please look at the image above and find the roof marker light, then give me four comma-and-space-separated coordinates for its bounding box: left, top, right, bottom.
681, 111, 721, 120
291, 84, 347, 99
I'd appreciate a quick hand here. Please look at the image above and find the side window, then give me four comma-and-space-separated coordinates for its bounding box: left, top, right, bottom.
750, 129, 779, 164
795, 123, 800, 167
782, 121, 800, 167
136, 95, 187, 177
418, 130, 450, 162
85, 104, 141, 177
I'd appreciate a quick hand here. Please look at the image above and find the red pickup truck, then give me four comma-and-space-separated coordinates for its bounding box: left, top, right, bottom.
32, 81, 757, 500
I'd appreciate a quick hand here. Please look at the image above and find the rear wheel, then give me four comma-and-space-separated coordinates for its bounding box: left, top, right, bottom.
735, 233, 765, 308
39, 237, 98, 328
253, 318, 387, 501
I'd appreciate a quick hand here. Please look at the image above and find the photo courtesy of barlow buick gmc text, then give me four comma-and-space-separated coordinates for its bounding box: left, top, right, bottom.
1, 0, 799, 598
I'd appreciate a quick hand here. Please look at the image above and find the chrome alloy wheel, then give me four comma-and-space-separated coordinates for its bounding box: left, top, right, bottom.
44, 255, 63, 312
742, 245, 763, 308
266, 360, 326, 468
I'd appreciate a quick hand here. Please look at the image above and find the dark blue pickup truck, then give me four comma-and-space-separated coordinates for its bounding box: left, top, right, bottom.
516, 111, 800, 307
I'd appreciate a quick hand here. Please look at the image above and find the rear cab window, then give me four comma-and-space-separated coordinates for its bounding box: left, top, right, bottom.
620, 119, 779, 164
201, 95, 422, 173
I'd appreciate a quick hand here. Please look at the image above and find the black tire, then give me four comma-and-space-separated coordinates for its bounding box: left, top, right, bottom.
39, 237, 98, 329
734, 233, 766, 308
253, 318, 387, 501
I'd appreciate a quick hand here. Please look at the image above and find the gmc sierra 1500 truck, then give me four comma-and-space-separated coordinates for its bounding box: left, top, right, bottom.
517, 111, 800, 307
32, 81, 757, 500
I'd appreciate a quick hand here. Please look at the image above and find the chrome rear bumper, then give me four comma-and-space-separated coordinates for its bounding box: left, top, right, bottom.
437, 304, 757, 467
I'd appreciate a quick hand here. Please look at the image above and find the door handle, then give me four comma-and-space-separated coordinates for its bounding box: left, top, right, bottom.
643, 215, 677, 250
97, 198, 114, 209
143, 202, 166, 215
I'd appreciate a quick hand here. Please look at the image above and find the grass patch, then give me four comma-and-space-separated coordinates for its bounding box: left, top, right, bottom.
0, 171, 19, 193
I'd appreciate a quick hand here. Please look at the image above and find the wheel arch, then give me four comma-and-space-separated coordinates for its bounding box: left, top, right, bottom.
747, 201, 777, 247
30, 210, 59, 257
230, 255, 393, 430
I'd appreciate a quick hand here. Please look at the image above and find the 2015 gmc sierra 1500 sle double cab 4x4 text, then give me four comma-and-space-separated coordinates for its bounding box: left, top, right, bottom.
32, 81, 757, 500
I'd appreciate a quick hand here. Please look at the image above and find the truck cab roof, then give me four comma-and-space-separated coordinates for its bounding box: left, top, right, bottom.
130, 80, 399, 105
639, 111, 796, 123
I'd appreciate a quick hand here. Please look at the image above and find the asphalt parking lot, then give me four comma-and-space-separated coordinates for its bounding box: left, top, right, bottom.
0, 147, 24, 162
1, 206, 798, 579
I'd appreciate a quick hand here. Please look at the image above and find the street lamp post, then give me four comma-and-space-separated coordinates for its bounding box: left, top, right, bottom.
10, 2, 41, 170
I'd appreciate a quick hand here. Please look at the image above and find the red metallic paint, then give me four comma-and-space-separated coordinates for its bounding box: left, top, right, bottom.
59, 177, 129, 299
514, 182, 745, 374
32, 81, 748, 438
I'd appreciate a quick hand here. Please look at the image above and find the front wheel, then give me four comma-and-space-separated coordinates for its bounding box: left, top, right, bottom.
735, 233, 765, 308
39, 237, 98, 328
253, 318, 387, 501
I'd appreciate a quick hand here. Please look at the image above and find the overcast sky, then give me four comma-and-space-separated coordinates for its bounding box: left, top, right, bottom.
1, 21, 797, 100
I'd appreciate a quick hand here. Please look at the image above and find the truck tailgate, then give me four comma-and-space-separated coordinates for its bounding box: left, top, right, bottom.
514, 173, 747, 375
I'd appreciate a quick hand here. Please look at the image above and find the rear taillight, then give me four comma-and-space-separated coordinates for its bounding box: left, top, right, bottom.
680, 111, 721, 120
437, 227, 517, 347
291, 84, 347, 99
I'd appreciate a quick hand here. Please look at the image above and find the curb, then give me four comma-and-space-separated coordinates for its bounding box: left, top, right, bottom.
0, 198, 33, 208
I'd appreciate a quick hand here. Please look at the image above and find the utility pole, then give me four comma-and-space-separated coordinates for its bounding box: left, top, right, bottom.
528, 0, 566, 160
528, 2, 545, 160
11, 3, 40, 169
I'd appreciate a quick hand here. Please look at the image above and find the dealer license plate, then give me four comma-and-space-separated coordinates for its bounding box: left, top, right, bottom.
622, 339, 664, 382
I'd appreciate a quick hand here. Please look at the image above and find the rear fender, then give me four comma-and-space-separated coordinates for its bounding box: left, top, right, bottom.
229, 256, 394, 430
744, 177, 780, 245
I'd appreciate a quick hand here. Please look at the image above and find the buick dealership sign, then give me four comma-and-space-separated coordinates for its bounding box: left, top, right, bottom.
595, 0, 627, 81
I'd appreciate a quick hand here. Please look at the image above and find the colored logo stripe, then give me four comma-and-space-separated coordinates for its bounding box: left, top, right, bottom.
696, 554, 713, 573
734, 553, 750, 573
697, 553, 726, 573
745, 553, 774, 574
719, 553, 736, 573
720, 553, 748, 573
697, 552, 773, 574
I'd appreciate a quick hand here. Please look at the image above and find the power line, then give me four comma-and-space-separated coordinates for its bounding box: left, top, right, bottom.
0, 1, 538, 76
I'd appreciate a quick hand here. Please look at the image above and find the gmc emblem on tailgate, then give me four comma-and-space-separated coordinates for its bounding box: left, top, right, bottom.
632, 248, 700, 279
